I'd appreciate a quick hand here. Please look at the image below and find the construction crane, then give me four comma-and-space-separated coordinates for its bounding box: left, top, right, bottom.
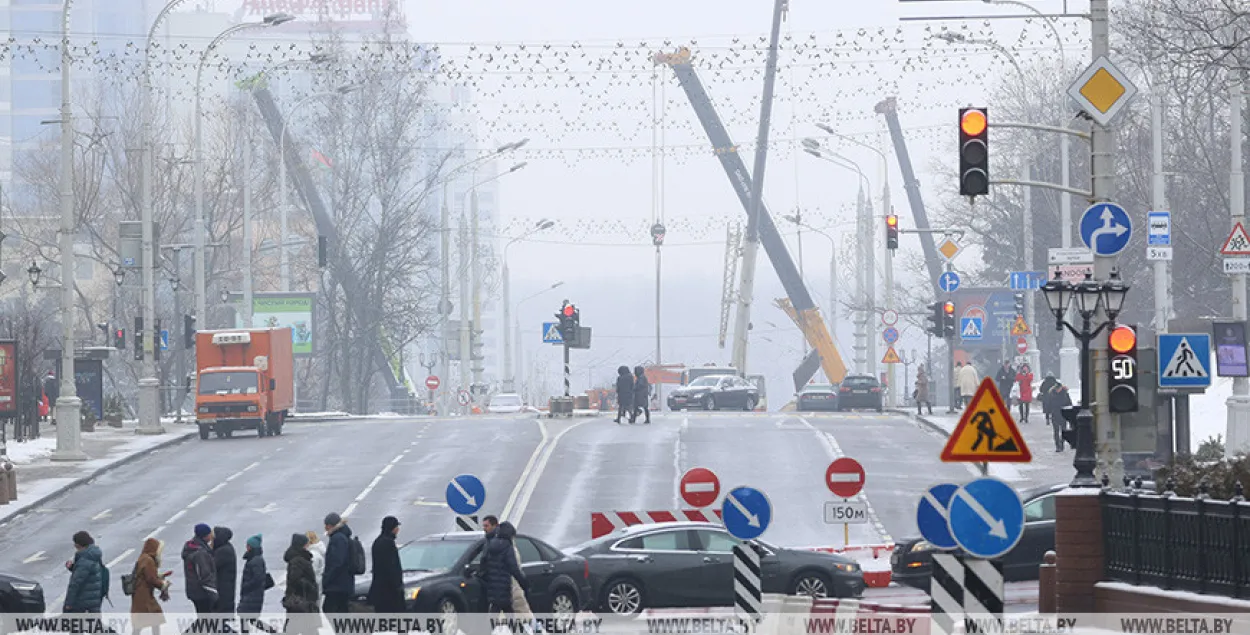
875, 97, 943, 295
718, 224, 742, 349
654, 47, 848, 389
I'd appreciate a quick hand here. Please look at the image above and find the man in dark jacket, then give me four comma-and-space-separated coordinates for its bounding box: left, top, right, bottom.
994, 361, 1015, 404
321, 513, 355, 616
368, 516, 405, 613
213, 526, 238, 623
1038, 373, 1059, 427
1048, 384, 1073, 452
614, 366, 634, 424
480, 521, 527, 615
631, 366, 651, 424
183, 524, 218, 617
63, 531, 105, 614
239, 535, 274, 633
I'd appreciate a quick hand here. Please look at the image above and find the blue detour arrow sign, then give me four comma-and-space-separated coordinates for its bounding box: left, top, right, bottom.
916, 483, 959, 549
446, 474, 486, 516
947, 477, 1024, 559
721, 486, 772, 540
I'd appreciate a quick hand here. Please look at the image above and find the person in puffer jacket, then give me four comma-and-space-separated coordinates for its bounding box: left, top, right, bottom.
238, 535, 274, 633
64, 531, 106, 614
480, 521, 527, 615
283, 534, 319, 635
182, 524, 218, 616
506, 523, 534, 623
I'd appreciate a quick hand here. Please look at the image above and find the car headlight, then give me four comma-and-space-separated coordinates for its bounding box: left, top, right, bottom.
10, 582, 38, 592
407, 587, 421, 600
834, 563, 859, 573
247, 405, 258, 412
910, 540, 936, 553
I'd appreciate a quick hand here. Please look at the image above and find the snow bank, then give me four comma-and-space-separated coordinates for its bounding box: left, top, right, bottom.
1188, 377, 1234, 449
3, 437, 56, 464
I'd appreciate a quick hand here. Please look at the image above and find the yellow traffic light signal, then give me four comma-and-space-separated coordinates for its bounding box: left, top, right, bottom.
959, 107, 989, 196
960, 109, 987, 136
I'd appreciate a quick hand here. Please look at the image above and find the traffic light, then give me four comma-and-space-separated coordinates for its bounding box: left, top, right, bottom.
97, 322, 109, 343
318, 236, 328, 268
114, 328, 125, 350
1013, 293, 1025, 317
1108, 325, 1139, 413
134, 316, 144, 361
184, 314, 196, 349
885, 214, 899, 250
942, 301, 956, 337
926, 302, 943, 337
959, 107, 989, 196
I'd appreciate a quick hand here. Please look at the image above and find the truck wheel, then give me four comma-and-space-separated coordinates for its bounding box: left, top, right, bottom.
199, 426, 209, 440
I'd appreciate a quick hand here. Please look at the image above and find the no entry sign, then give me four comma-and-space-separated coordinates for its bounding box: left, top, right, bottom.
426, 375, 441, 390
826, 457, 866, 498
1016, 337, 1028, 355
680, 467, 721, 508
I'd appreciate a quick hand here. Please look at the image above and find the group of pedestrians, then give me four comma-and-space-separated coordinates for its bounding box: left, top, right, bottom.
613, 365, 651, 424
993, 360, 1035, 422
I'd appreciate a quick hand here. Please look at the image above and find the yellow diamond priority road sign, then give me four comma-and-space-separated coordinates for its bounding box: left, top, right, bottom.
1067, 55, 1138, 128
938, 237, 962, 261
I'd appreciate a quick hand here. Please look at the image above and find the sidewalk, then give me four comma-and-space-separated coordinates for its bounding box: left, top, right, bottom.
0, 420, 197, 523
908, 409, 1074, 489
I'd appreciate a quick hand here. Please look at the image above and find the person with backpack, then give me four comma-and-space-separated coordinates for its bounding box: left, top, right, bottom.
64, 531, 107, 614
130, 538, 171, 635
239, 535, 275, 634
321, 512, 362, 617
182, 524, 218, 620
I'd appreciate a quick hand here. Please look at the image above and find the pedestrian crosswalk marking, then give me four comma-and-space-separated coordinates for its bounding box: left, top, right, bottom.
1161, 337, 1207, 378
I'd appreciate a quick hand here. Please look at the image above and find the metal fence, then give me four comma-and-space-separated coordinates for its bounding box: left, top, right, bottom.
1102, 484, 1249, 598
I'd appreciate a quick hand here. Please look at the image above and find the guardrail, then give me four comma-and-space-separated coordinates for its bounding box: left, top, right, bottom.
1101, 482, 1249, 599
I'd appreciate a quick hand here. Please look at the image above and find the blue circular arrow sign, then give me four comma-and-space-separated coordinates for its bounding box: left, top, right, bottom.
939, 271, 961, 293
946, 477, 1024, 559
915, 483, 959, 549
1079, 202, 1133, 256
446, 474, 486, 516
721, 486, 772, 540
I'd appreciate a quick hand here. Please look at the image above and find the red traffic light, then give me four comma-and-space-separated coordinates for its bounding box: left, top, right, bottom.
886, 215, 898, 228
942, 301, 955, 315
960, 109, 987, 136
563, 304, 575, 317
1109, 325, 1137, 354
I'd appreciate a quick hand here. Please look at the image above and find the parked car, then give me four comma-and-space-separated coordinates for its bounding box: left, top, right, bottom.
891, 483, 1065, 588
0, 571, 45, 614
796, 384, 839, 411
351, 531, 591, 618
666, 375, 759, 411
487, 393, 525, 414
569, 521, 864, 615
836, 375, 883, 412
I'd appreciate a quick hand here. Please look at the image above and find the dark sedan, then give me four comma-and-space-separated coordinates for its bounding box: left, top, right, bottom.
569, 521, 864, 615
352, 532, 591, 618
837, 375, 883, 412
667, 375, 759, 411
796, 384, 839, 411
892, 483, 1065, 589
0, 571, 45, 614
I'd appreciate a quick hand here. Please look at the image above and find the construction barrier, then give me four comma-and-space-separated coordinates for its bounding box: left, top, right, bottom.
590, 509, 724, 538
803, 544, 895, 588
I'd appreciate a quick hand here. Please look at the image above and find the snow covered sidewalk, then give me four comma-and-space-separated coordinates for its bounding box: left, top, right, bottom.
910, 411, 1075, 488
0, 422, 197, 524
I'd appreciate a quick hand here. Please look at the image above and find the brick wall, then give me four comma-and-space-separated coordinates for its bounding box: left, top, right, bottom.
1054, 491, 1103, 613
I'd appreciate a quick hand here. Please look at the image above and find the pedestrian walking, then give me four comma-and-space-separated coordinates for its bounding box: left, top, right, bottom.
213, 526, 238, 628
506, 524, 534, 628
480, 519, 527, 616
63, 531, 106, 614
130, 539, 171, 635
282, 534, 320, 635
1047, 384, 1073, 452
914, 368, 932, 415
239, 535, 276, 634
182, 524, 218, 620
368, 516, 405, 614
613, 366, 634, 424
43, 372, 58, 424
957, 362, 979, 408
1015, 364, 1035, 422
632, 366, 651, 424
320, 513, 356, 616
995, 360, 1015, 408
1038, 373, 1059, 427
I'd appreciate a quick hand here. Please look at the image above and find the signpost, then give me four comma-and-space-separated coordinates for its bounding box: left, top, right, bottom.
457, 390, 470, 406
1016, 337, 1028, 355
1008, 272, 1046, 291
882, 327, 899, 344
826, 457, 865, 546
1048, 247, 1095, 265
940, 378, 1032, 463
1079, 202, 1133, 257
946, 477, 1025, 559
823, 501, 868, 524
939, 271, 961, 293
425, 376, 441, 391
542, 322, 564, 344
1148, 211, 1172, 260
721, 486, 771, 540
960, 317, 984, 341
1158, 334, 1211, 388
680, 467, 721, 508
446, 473, 485, 530
881, 309, 898, 326
1066, 55, 1139, 128
937, 237, 962, 261
1220, 223, 1250, 274
916, 483, 959, 549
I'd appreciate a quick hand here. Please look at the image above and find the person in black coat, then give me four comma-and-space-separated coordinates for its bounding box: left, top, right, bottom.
283, 534, 319, 635
212, 526, 238, 617
614, 366, 634, 424
480, 521, 527, 615
1038, 373, 1059, 425
238, 535, 274, 634
631, 366, 651, 424
368, 516, 405, 613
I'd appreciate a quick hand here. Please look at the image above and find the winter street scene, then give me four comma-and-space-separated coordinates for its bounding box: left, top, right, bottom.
0, 0, 1247, 633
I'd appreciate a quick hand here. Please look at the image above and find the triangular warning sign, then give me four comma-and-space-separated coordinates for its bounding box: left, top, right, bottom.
1162, 337, 1208, 378
940, 378, 1032, 463
882, 346, 901, 364
1010, 316, 1031, 336
544, 324, 563, 341
1221, 222, 1250, 256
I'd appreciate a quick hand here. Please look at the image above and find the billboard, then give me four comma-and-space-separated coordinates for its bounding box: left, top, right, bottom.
951, 287, 1018, 349
249, 294, 315, 357
52, 357, 103, 421
1213, 321, 1249, 377
0, 340, 16, 417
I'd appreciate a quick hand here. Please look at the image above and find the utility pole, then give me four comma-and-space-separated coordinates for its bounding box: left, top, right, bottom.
458, 212, 471, 413
1021, 162, 1039, 372
863, 186, 878, 376
1229, 69, 1250, 456
242, 106, 254, 327
170, 248, 187, 422
439, 182, 452, 414
853, 188, 868, 374
1150, 89, 1170, 336
470, 190, 483, 390
502, 259, 513, 392
1059, 131, 1080, 389
885, 225, 895, 406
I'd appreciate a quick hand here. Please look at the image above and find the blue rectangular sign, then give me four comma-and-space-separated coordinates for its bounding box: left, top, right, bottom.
1147, 211, 1171, 246
1009, 271, 1046, 290
159, 330, 169, 351
1158, 334, 1211, 388
542, 322, 563, 343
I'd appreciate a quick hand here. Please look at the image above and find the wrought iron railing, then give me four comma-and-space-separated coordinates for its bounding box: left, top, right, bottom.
1102, 479, 1249, 599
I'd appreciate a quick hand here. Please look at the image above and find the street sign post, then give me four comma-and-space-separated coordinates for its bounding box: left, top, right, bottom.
1147, 247, 1173, 261
916, 483, 959, 549
159, 330, 169, 351
1016, 337, 1028, 355
960, 317, 984, 341
1010, 316, 1031, 336
1048, 247, 1095, 265
721, 486, 772, 540
823, 501, 868, 524
882, 327, 900, 344
881, 309, 898, 326
940, 378, 1032, 463
939, 271, 961, 293
1221, 222, 1250, 255
882, 347, 901, 364
1066, 55, 1139, 128
680, 467, 721, 508
542, 322, 564, 344
445, 474, 486, 516
938, 238, 962, 261
1079, 203, 1133, 257
1147, 211, 1171, 246
947, 477, 1025, 559
825, 458, 865, 498
1008, 272, 1046, 291
1048, 264, 1095, 284
426, 375, 441, 391
457, 390, 470, 406
1158, 334, 1211, 388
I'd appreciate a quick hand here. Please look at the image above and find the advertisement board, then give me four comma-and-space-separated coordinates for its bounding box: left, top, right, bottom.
248, 294, 315, 357
951, 287, 1018, 349
53, 357, 103, 421
1214, 321, 1249, 377
0, 340, 16, 417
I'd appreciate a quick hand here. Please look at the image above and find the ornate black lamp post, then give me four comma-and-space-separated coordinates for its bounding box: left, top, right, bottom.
1040, 269, 1130, 488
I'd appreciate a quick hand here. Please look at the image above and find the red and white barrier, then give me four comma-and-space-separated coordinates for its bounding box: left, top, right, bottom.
590, 509, 723, 538
802, 544, 896, 588
811, 598, 931, 634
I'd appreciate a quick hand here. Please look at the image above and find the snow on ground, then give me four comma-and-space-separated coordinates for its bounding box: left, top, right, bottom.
3, 437, 56, 464
1188, 376, 1233, 448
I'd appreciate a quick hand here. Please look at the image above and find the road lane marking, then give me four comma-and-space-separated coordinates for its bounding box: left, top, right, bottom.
343, 451, 408, 517
106, 548, 135, 569
185, 494, 209, 509
167, 510, 187, 523
91, 509, 111, 521
208, 483, 226, 494
671, 417, 689, 508
146, 525, 167, 540
22, 551, 46, 564
503, 417, 596, 525
500, 419, 549, 520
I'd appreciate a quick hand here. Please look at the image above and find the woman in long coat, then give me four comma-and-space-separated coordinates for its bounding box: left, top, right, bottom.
130, 538, 170, 635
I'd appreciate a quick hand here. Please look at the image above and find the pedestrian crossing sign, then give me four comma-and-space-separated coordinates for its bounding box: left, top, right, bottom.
542, 321, 564, 343
940, 378, 1032, 463
1158, 334, 1211, 388
1010, 316, 1031, 336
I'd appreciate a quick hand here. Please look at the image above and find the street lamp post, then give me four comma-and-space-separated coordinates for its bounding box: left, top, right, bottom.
1040, 270, 1129, 488
503, 219, 555, 392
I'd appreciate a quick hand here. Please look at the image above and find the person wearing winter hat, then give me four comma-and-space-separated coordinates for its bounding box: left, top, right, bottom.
368, 517, 404, 613
212, 526, 238, 618
239, 535, 275, 634
131, 538, 171, 635
282, 534, 319, 635
182, 524, 218, 619
320, 512, 355, 616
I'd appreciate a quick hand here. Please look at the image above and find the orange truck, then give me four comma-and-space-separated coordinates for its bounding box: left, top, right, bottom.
195, 327, 294, 439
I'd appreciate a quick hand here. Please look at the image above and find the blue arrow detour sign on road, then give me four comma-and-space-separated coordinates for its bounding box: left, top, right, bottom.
721, 486, 772, 540
947, 477, 1024, 559
446, 474, 486, 516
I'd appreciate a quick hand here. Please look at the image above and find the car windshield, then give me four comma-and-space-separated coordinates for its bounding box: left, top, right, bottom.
198, 371, 259, 395
803, 384, 834, 393
398, 540, 472, 572
689, 376, 721, 387
491, 395, 522, 407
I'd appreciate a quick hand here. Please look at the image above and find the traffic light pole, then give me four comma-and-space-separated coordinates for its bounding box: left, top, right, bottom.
563, 341, 571, 398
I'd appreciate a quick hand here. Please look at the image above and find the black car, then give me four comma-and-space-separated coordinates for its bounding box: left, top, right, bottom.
796, 384, 839, 411
892, 483, 1065, 588
667, 375, 759, 411
569, 521, 864, 615
0, 571, 45, 614
352, 532, 591, 618
836, 375, 883, 412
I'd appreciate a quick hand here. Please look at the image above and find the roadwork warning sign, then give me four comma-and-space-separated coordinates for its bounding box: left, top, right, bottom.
940, 378, 1032, 463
